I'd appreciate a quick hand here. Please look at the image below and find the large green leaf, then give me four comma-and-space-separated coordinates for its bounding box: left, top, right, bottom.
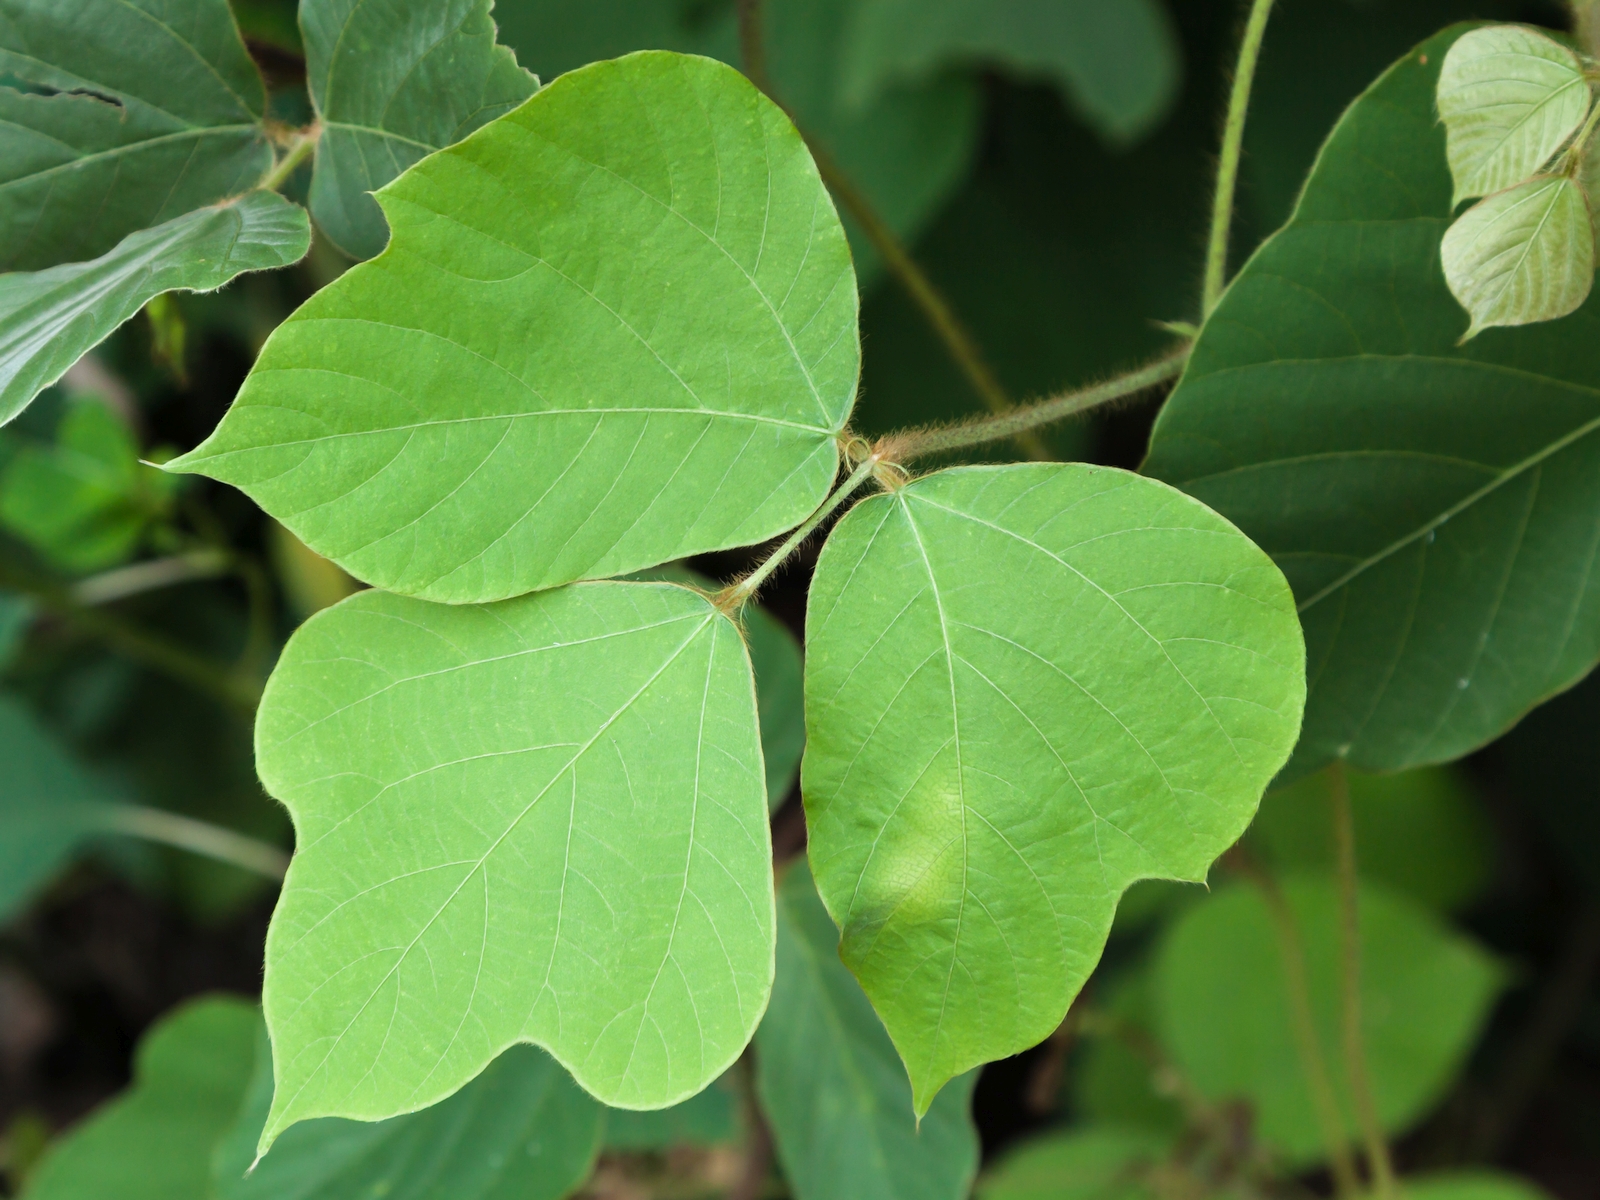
1437, 25, 1590, 206
0, 192, 311, 427
802, 464, 1305, 1113
1143, 26, 1600, 776
254, 581, 773, 1151
1250, 766, 1493, 913
975, 1127, 1167, 1200
167, 52, 858, 604
215, 1027, 602, 1200
301, 0, 539, 260
840, 0, 1179, 144
1153, 875, 1504, 1164
21, 997, 258, 1200
756, 864, 979, 1200
1442, 175, 1595, 337
0, 0, 271, 270
601, 1082, 737, 1150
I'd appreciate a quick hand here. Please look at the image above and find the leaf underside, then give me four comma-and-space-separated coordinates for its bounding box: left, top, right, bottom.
802, 463, 1305, 1113
0, 193, 311, 427
1144, 25, 1600, 777
0, 0, 271, 270
254, 581, 773, 1152
167, 51, 859, 604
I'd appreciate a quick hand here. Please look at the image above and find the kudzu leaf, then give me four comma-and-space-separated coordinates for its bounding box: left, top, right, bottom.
0, 694, 119, 920
0, 0, 271, 270
0, 395, 175, 571
1250, 766, 1493, 913
1143, 26, 1600, 776
975, 1127, 1168, 1200
167, 52, 858, 604
0, 192, 311, 427
840, 0, 1179, 144
1153, 875, 1504, 1164
22, 997, 258, 1200
602, 1081, 737, 1150
756, 864, 979, 1200
215, 1024, 602, 1200
1437, 25, 1590, 206
802, 464, 1305, 1113
301, 0, 539, 260
1443, 176, 1595, 337
1402, 1173, 1557, 1200
254, 582, 772, 1151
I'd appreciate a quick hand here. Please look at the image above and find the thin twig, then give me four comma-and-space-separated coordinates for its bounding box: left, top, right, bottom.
717, 453, 880, 611
731, 0, 1046, 459
70, 549, 230, 606
877, 350, 1187, 464
1226, 848, 1363, 1196
1202, 0, 1278, 316
1330, 763, 1396, 1196
94, 803, 288, 880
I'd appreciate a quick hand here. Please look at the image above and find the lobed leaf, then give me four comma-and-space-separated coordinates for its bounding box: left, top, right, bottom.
167, 52, 858, 604
254, 582, 773, 1151
840, 0, 1180, 144
0, 0, 271, 270
0, 192, 311, 427
1437, 25, 1590, 206
301, 0, 539, 260
1154, 875, 1504, 1163
756, 864, 979, 1200
22, 997, 259, 1200
1144, 26, 1600, 776
1442, 175, 1595, 338
802, 464, 1305, 1113
215, 1026, 601, 1200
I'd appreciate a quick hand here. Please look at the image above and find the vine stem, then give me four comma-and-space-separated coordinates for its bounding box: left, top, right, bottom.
731, 0, 1047, 459
1227, 849, 1362, 1196
877, 350, 1187, 463
259, 123, 320, 193
718, 453, 881, 611
1202, 0, 1278, 316
1331, 763, 1398, 1196
70, 549, 230, 606
95, 803, 289, 880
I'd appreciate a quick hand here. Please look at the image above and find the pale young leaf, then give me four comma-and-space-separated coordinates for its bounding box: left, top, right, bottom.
1437, 25, 1590, 206
1442, 175, 1595, 338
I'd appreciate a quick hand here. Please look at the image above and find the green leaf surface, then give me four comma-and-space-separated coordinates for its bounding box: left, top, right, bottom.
1402, 1172, 1558, 1200
1442, 175, 1595, 337
0, 396, 175, 570
1437, 25, 1589, 206
215, 1025, 602, 1200
601, 1080, 737, 1150
1154, 875, 1504, 1163
168, 52, 857, 603
757, 864, 979, 1200
802, 463, 1305, 1113
0, 0, 271, 270
254, 581, 773, 1151
0, 694, 117, 920
0, 191, 311, 427
1250, 766, 1493, 913
301, 0, 539, 260
0, 589, 31, 667
841, 0, 1179, 144
21, 996, 258, 1200
976, 1126, 1167, 1200
1143, 26, 1600, 776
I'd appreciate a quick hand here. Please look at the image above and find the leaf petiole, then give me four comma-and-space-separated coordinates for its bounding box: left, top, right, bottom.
258, 123, 320, 193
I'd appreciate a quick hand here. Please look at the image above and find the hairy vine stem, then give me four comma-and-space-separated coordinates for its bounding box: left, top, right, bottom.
876, 349, 1188, 463
732, 0, 1048, 460
1203, 0, 1278, 316
259, 123, 320, 193
1331, 763, 1398, 1196
718, 453, 881, 611
1227, 848, 1362, 1196
97, 803, 289, 880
